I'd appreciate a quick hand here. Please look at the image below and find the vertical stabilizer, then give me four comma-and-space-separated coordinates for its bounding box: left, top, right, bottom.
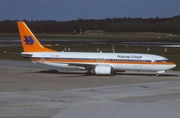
17, 21, 55, 52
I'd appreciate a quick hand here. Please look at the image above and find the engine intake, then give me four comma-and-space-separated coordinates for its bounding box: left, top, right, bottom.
95, 65, 113, 75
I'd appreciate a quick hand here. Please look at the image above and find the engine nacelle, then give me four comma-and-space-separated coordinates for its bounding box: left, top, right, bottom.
95, 65, 113, 75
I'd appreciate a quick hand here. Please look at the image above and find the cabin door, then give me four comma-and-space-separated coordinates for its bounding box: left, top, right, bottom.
97, 58, 105, 63
152, 58, 156, 65
41, 55, 45, 62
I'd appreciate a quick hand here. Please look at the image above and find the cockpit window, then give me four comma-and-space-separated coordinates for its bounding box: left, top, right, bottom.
161, 59, 168, 62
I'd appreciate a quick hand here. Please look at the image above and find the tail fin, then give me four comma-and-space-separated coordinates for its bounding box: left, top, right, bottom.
17, 21, 55, 52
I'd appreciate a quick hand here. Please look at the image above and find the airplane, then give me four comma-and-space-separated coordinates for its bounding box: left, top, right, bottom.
17, 21, 176, 76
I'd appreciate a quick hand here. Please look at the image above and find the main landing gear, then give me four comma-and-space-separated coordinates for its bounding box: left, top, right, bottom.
86, 70, 95, 76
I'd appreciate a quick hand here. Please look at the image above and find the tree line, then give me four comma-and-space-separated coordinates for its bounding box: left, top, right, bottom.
0, 15, 180, 34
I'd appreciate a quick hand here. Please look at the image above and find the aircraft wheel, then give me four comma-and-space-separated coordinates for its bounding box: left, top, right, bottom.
86, 70, 92, 76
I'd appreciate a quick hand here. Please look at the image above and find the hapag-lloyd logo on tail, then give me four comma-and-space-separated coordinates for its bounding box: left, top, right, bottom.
24, 36, 34, 45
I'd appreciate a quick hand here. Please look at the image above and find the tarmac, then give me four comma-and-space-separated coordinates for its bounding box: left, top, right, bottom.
0, 59, 180, 118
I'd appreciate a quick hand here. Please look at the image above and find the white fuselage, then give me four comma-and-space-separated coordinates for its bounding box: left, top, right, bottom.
17, 21, 176, 75
22, 52, 176, 72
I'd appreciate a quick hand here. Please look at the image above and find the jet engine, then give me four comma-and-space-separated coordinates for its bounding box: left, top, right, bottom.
95, 65, 113, 75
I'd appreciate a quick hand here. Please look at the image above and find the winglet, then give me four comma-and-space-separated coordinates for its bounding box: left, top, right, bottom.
17, 21, 56, 52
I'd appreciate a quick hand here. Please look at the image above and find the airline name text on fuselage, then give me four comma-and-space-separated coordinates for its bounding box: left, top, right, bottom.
117, 55, 142, 59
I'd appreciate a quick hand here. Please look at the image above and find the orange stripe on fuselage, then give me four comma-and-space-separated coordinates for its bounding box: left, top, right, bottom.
29, 58, 175, 65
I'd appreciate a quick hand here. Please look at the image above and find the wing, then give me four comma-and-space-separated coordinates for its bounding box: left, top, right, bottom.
68, 63, 97, 70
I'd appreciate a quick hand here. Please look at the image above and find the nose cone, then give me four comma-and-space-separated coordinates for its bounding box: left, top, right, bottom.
169, 63, 176, 69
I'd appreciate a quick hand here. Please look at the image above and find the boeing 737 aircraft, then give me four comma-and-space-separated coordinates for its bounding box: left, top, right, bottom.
17, 21, 176, 76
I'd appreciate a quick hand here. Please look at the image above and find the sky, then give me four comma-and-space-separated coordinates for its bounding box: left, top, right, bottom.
0, 0, 180, 21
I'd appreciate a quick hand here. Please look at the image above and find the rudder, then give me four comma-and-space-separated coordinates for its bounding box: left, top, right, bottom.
17, 21, 55, 52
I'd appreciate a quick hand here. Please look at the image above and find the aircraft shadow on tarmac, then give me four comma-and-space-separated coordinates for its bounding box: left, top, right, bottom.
35, 69, 86, 74
116, 73, 179, 77
33, 69, 179, 77
33, 69, 89, 77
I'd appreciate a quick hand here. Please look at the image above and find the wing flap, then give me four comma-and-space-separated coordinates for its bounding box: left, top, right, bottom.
68, 63, 97, 69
